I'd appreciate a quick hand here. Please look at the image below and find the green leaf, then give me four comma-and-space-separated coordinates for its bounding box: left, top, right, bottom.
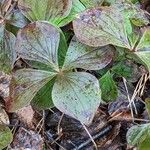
15, 21, 61, 71
132, 28, 150, 71
99, 71, 118, 102
57, 30, 68, 68
127, 124, 150, 146
0, 124, 13, 149
134, 51, 150, 71
31, 79, 55, 110
145, 98, 150, 118
73, 1, 148, 49
73, 6, 131, 49
58, 0, 85, 27
63, 36, 114, 70
111, 61, 132, 78
52, 72, 101, 125
104, 0, 141, 6
139, 134, 150, 150
18, 0, 72, 26
112, 0, 149, 27
136, 28, 150, 51
111, 1, 148, 48
80, 0, 104, 8
0, 30, 16, 73
7, 69, 56, 112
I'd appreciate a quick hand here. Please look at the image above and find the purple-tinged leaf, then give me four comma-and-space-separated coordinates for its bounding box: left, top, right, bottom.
18, 0, 72, 26
73, 7, 131, 49
15, 21, 60, 71
63, 36, 114, 70
0, 30, 16, 73
8, 8, 28, 28
52, 72, 101, 125
7, 69, 56, 112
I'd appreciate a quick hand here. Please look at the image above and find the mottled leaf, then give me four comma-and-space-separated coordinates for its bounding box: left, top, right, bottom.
73, 7, 131, 49
73, 1, 149, 49
111, 0, 148, 48
15, 21, 60, 71
8, 9, 28, 28
127, 124, 150, 145
112, 0, 149, 27
80, 0, 104, 8
0, 124, 13, 149
7, 69, 56, 112
0, 30, 16, 73
63, 36, 114, 70
99, 71, 118, 102
52, 72, 101, 125
0, 23, 4, 41
58, 0, 85, 27
18, 0, 72, 26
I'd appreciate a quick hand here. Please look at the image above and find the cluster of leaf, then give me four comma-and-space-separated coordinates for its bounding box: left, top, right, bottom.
0, 0, 150, 149
127, 98, 150, 150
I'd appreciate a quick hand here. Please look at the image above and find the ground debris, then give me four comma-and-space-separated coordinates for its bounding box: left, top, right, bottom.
10, 127, 43, 150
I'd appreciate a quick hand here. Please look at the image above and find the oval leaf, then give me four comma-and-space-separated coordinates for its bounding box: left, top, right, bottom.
7, 69, 56, 112
52, 72, 101, 125
63, 36, 114, 70
18, 0, 72, 26
99, 71, 118, 102
0, 124, 13, 149
15, 21, 60, 71
127, 124, 150, 145
73, 7, 130, 48
0, 30, 16, 73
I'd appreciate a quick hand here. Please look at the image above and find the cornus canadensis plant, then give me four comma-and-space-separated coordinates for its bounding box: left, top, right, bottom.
1, 0, 150, 149
6, 21, 114, 125
73, 1, 150, 71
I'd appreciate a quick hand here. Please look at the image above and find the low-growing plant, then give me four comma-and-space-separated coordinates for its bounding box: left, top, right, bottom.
0, 0, 150, 149
7, 21, 115, 125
